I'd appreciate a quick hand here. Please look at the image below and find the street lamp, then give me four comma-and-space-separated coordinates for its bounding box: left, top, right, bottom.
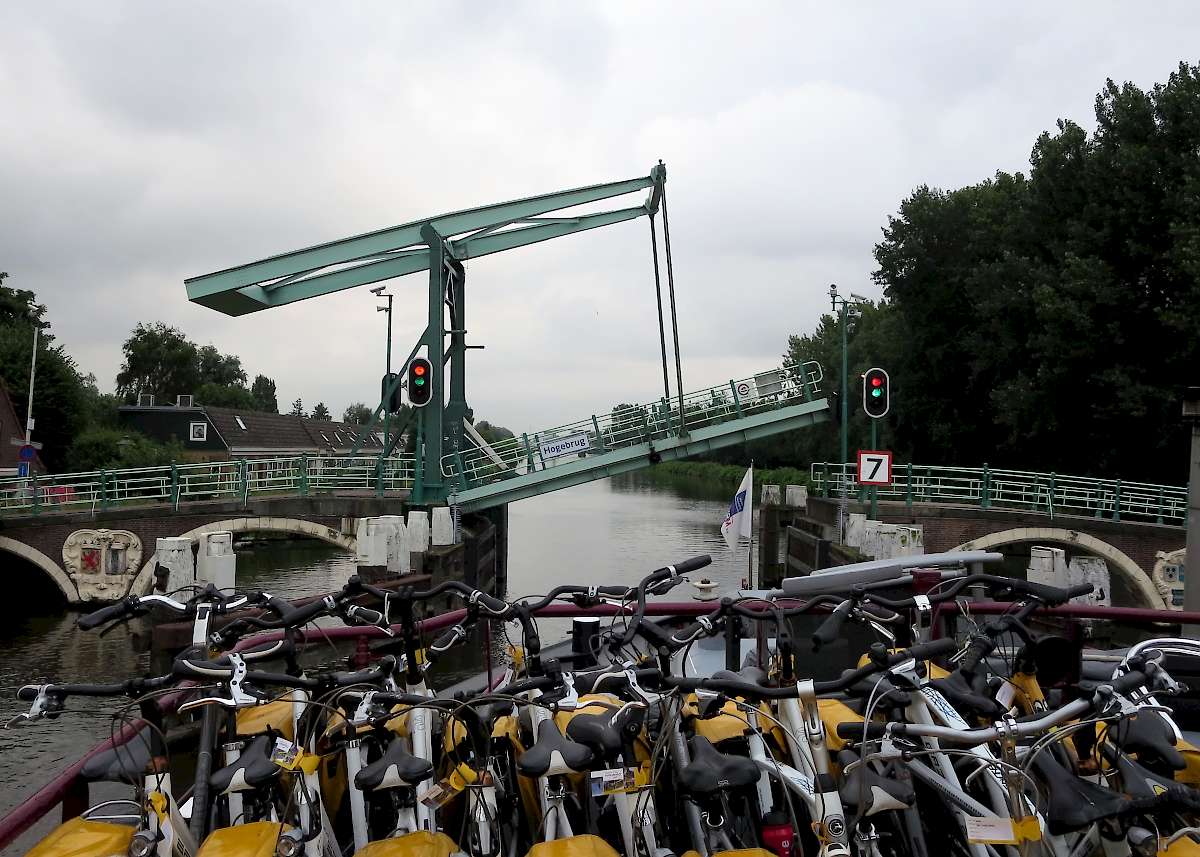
370, 286, 394, 454
829, 284, 869, 542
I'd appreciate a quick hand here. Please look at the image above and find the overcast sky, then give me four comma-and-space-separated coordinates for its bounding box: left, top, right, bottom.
2, 2, 1198, 431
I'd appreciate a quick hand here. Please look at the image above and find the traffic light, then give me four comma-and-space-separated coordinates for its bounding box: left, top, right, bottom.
381, 372, 402, 413
407, 357, 433, 407
862, 367, 889, 418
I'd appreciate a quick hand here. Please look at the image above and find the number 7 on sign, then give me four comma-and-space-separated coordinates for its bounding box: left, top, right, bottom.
856, 450, 892, 486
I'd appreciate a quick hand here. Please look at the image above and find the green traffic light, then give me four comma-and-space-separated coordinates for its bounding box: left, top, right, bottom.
415, 378, 425, 386
871, 388, 882, 397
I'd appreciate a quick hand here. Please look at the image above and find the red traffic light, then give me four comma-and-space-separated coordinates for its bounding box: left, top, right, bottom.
413, 364, 426, 376
407, 357, 433, 407
871, 377, 882, 387
862, 367, 889, 418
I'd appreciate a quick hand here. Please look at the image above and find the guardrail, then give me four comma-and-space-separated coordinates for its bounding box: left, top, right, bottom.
810, 462, 1188, 526
443, 362, 825, 488
0, 455, 417, 517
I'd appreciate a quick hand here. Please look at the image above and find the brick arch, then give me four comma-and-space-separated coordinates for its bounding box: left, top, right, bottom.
0, 535, 77, 601
953, 527, 1161, 609
132, 517, 356, 594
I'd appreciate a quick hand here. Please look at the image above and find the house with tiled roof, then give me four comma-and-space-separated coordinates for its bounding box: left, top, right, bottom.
118, 397, 387, 461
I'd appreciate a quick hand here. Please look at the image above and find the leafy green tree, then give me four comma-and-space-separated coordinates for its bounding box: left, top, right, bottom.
343, 402, 373, 424
65, 427, 182, 472
310, 402, 332, 421
197, 345, 247, 388
80, 374, 121, 428
0, 274, 86, 471
115, 323, 201, 403
195, 382, 256, 409
290, 398, 305, 417
474, 420, 515, 445
251, 375, 278, 413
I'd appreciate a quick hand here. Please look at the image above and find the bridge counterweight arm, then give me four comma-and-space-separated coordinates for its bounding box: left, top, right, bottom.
185, 167, 665, 317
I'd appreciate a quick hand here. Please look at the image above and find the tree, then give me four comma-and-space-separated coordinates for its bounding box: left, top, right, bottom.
195, 381, 256, 409
65, 427, 182, 472
310, 402, 332, 421
0, 274, 86, 471
290, 398, 305, 417
115, 323, 200, 403
474, 420, 515, 445
197, 345, 247, 388
343, 402, 373, 424
251, 375, 278, 413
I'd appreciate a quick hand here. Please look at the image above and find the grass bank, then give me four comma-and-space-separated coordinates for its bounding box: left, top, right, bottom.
643, 460, 811, 491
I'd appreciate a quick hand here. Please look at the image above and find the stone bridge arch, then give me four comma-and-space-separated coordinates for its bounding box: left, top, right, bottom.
132, 516, 357, 595
953, 526, 1161, 609
0, 535, 77, 601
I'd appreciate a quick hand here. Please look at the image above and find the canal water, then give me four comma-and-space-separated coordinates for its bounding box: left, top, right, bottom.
0, 472, 747, 845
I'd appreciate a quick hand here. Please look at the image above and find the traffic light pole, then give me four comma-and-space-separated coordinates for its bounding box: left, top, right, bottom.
870, 419, 878, 520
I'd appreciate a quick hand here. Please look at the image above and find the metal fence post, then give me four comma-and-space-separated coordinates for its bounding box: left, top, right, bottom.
906, 463, 914, 512
31, 472, 40, 515
522, 433, 535, 472
170, 464, 179, 510
100, 470, 109, 511
299, 455, 309, 496
591, 416, 605, 452
1157, 485, 1165, 525
1113, 480, 1122, 522
729, 381, 744, 418
981, 463, 991, 509
240, 459, 249, 505
1048, 472, 1056, 519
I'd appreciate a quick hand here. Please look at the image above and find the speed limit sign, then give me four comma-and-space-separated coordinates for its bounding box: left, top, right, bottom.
857, 450, 892, 485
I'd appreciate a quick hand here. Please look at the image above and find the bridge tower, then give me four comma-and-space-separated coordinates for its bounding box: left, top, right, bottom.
184, 165, 674, 505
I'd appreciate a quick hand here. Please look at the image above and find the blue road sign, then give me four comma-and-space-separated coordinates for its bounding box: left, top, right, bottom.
18, 444, 34, 462
17, 462, 29, 477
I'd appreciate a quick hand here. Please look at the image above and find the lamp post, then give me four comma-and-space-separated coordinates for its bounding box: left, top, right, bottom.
1183, 387, 1200, 628
829, 284, 869, 543
370, 286, 394, 455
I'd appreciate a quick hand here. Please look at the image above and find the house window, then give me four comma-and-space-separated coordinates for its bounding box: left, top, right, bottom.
189, 422, 208, 442
235, 416, 247, 430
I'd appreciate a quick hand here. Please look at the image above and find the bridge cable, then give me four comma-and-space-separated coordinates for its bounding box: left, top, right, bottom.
648, 216, 672, 406
660, 180, 686, 436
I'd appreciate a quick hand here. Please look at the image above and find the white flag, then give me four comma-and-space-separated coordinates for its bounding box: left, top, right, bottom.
720, 466, 753, 549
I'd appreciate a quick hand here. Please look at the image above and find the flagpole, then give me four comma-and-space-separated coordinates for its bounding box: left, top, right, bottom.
747, 460, 754, 589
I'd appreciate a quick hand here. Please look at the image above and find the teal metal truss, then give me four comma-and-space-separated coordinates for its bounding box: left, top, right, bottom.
186, 166, 668, 504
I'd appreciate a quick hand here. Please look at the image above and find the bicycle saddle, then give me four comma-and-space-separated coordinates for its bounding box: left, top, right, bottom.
355, 735, 435, 791
711, 666, 770, 686
927, 670, 1005, 719
679, 735, 759, 795
1032, 751, 1131, 835
81, 725, 155, 784
1107, 710, 1186, 772
836, 750, 914, 819
517, 719, 594, 777
210, 735, 282, 794
566, 709, 623, 757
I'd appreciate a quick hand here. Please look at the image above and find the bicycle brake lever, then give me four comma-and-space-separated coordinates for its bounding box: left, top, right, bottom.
3, 713, 33, 729
178, 654, 259, 712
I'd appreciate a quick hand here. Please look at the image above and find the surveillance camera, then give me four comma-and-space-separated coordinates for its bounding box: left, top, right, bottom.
850, 292, 868, 302
369, 286, 386, 295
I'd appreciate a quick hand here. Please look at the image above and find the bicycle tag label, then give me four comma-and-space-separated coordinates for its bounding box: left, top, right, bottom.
271, 737, 302, 770
964, 816, 1016, 845
590, 767, 637, 795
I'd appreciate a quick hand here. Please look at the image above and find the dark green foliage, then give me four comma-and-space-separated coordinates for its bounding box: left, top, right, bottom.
251, 375, 278, 413
343, 402, 373, 424
473, 420, 515, 446
115, 323, 201, 402
865, 62, 1200, 482
64, 427, 182, 472
290, 398, 304, 417
311, 402, 331, 421
195, 382, 256, 409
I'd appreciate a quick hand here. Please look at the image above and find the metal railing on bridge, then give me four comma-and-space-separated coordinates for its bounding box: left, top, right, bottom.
810, 462, 1188, 526
442, 363, 824, 489
0, 455, 417, 517
0, 362, 825, 517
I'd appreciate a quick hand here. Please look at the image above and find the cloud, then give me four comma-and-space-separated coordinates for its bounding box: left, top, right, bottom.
3, 1, 1200, 436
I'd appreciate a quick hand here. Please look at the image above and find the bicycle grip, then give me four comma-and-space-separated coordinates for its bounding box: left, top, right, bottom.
16, 685, 40, 702
1108, 669, 1150, 696
77, 598, 135, 631
671, 555, 712, 575
835, 721, 891, 741
811, 601, 853, 651
902, 638, 958, 662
